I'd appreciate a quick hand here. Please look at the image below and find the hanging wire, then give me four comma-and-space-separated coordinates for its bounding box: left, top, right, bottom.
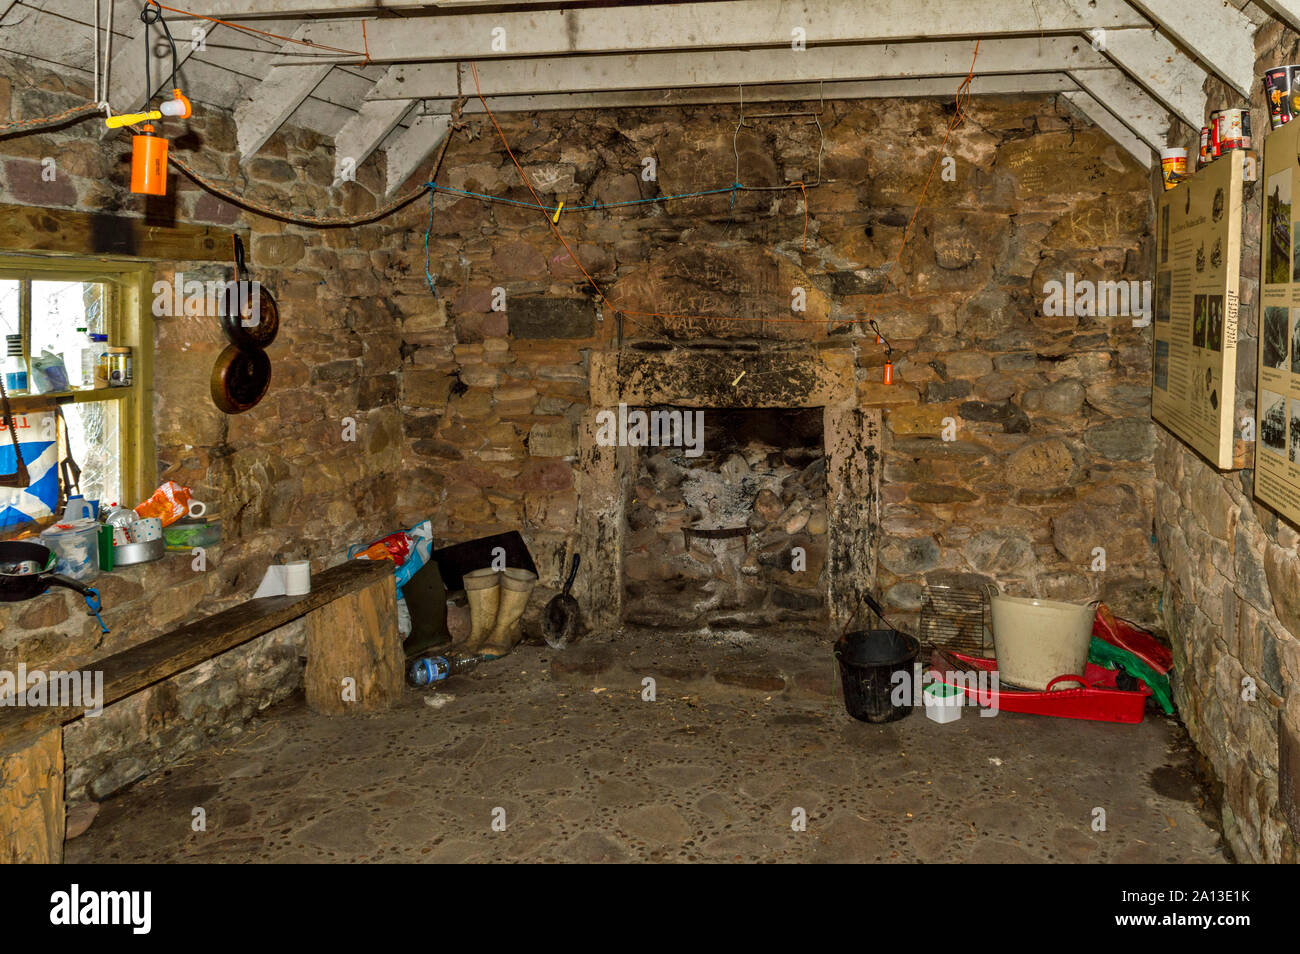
140, 0, 179, 105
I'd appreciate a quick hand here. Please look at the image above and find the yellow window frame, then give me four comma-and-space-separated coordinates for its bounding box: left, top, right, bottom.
0, 253, 155, 513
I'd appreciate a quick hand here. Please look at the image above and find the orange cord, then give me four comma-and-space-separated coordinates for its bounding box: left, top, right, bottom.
151, 1, 369, 58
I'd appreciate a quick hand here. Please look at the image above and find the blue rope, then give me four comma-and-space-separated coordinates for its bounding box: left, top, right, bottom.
424, 187, 437, 297
83, 588, 108, 634
424, 181, 745, 214
419, 180, 745, 298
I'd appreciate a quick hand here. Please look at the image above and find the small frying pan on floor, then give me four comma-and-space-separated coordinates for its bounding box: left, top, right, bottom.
542, 554, 581, 650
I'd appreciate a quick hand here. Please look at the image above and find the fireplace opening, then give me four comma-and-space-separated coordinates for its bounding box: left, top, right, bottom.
622, 406, 828, 633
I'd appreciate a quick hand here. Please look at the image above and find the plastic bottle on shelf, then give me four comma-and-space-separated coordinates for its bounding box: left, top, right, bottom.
73, 326, 88, 386
3, 335, 28, 395
84, 333, 109, 389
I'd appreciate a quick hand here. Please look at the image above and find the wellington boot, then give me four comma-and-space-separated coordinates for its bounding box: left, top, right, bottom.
479, 568, 538, 658
456, 568, 500, 653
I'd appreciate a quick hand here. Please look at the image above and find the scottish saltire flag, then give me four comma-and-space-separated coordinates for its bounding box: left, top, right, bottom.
0, 411, 58, 531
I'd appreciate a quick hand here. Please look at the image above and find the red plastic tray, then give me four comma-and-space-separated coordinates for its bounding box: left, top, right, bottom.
934, 652, 1151, 724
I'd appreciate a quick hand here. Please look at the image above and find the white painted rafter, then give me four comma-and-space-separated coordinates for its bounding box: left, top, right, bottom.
411, 73, 1081, 115
233, 26, 332, 160
332, 98, 413, 185
1061, 90, 1154, 167
1255, 0, 1300, 34
1069, 66, 1171, 148
368, 37, 1115, 101
1123, 0, 1255, 98
1098, 26, 1207, 130
385, 113, 450, 196
271, 0, 1150, 65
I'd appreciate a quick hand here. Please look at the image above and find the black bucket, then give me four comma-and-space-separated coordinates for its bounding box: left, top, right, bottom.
834, 595, 919, 723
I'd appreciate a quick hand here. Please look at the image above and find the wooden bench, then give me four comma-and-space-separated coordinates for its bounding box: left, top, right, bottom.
0, 559, 402, 863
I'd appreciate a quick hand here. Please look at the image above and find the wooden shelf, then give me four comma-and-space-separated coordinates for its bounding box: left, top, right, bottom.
2, 387, 129, 415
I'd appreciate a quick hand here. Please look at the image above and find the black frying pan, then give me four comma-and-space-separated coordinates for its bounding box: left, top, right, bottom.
220, 236, 279, 351
543, 554, 581, 650
0, 540, 98, 603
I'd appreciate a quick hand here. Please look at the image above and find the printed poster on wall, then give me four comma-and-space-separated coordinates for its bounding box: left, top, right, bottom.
1257, 120, 1300, 527
1152, 149, 1242, 469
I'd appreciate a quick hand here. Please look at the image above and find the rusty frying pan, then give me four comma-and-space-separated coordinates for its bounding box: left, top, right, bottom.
542, 554, 581, 650
210, 345, 271, 414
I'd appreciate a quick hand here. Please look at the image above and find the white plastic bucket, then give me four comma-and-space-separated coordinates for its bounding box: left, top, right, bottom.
990, 594, 1094, 691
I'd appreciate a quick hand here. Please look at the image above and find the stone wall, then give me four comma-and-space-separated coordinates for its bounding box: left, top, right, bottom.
1154, 15, 1300, 864
0, 58, 404, 800
391, 97, 1159, 632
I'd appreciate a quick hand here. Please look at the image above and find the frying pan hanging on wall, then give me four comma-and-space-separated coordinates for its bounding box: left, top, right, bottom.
211, 235, 277, 414
219, 235, 279, 349
211, 345, 271, 414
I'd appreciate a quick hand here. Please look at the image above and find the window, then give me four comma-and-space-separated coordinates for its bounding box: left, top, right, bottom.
0, 258, 153, 539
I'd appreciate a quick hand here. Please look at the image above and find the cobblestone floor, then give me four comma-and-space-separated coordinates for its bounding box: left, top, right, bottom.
67, 634, 1226, 863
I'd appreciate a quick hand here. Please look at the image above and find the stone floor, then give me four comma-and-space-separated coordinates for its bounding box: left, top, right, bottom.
67, 632, 1227, 863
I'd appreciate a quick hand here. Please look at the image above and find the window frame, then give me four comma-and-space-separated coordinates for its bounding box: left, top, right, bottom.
0, 253, 155, 519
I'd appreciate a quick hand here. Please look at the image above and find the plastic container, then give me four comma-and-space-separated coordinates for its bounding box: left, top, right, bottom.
39, 519, 100, 581
939, 652, 1151, 724
163, 517, 221, 551
60, 494, 93, 523
990, 594, 1095, 691
834, 627, 919, 723
924, 679, 963, 724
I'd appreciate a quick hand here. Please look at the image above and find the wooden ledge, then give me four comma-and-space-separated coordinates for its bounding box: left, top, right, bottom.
0, 559, 392, 755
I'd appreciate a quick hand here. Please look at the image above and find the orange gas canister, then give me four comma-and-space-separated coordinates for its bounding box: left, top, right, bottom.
131, 124, 168, 196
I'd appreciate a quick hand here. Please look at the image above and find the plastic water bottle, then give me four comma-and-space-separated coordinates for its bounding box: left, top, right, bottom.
408, 655, 452, 687
407, 652, 491, 687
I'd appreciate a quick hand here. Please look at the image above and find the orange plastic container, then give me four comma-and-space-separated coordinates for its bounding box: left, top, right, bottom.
131, 125, 168, 196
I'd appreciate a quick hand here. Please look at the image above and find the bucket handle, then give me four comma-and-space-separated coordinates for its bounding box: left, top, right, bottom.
841, 589, 893, 638
1045, 674, 1092, 692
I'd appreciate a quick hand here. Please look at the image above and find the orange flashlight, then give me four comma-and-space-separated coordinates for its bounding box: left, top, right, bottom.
130, 124, 168, 196
883, 362, 894, 385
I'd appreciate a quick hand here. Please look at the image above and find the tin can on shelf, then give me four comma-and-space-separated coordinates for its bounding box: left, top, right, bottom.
106, 346, 133, 387
1160, 148, 1187, 190
1199, 127, 1210, 166
1265, 66, 1293, 128
1208, 110, 1221, 160
1217, 108, 1250, 151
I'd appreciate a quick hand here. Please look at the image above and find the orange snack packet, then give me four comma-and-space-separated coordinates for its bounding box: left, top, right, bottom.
134, 480, 193, 527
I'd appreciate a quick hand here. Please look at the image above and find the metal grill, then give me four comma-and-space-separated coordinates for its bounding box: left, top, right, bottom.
918, 584, 989, 656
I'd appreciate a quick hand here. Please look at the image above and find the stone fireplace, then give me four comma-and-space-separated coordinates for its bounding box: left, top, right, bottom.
623, 406, 828, 632
577, 344, 880, 635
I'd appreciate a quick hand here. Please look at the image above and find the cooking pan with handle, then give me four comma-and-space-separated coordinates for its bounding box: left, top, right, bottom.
220, 235, 279, 351
542, 553, 581, 650
0, 541, 109, 631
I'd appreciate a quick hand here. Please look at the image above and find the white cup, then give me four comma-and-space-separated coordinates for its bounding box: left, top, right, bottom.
284, 560, 311, 597
187, 500, 207, 519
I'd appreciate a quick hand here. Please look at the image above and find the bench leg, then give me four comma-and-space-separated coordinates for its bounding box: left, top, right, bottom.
0, 728, 64, 864
305, 571, 404, 715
